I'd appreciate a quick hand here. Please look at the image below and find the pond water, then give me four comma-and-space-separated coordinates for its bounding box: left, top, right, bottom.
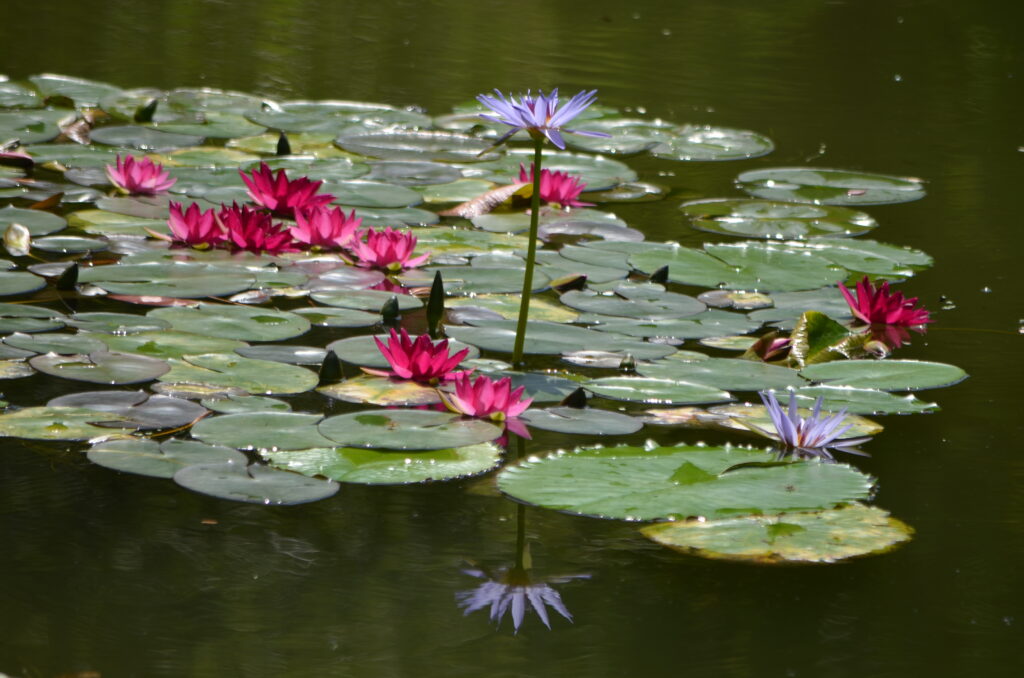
2, 1, 1022, 676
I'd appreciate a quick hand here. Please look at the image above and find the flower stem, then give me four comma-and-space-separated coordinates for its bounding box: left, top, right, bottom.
511, 138, 544, 367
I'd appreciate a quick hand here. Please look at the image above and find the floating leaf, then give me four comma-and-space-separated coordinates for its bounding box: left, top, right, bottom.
234, 344, 327, 365
0, 205, 66, 236
263, 442, 503, 485
636, 357, 805, 392
790, 310, 857, 367
650, 125, 774, 161
327, 333, 478, 369
0, 303, 65, 333
4, 331, 107, 355
174, 462, 339, 505
148, 304, 310, 341
29, 350, 169, 384
560, 289, 705, 319
201, 394, 292, 414
0, 406, 129, 441
89, 125, 204, 150
497, 443, 875, 520
65, 312, 172, 334
775, 385, 939, 415
311, 289, 422, 311
29, 74, 122, 106
159, 353, 318, 395
318, 374, 442, 407
584, 376, 733, 405
737, 167, 926, 205
318, 409, 502, 450
710, 402, 883, 438
0, 360, 34, 379
519, 407, 642, 435
799, 360, 967, 391
48, 390, 207, 430
589, 310, 762, 340
192, 412, 335, 451
78, 262, 257, 299
680, 198, 878, 239
87, 438, 245, 478
444, 321, 675, 360
448, 294, 578, 323
0, 271, 46, 297
336, 130, 496, 162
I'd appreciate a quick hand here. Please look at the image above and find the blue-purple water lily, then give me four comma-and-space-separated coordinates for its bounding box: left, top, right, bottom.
753, 390, 873, 460
476, 88, 610, 149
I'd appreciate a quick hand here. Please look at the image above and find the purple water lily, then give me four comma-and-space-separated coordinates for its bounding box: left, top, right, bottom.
753, 390, 872, 460
476, 88, 610, 149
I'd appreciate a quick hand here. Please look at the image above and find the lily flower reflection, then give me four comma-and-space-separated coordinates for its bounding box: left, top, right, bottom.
748, 390, 872, 461
457, 563, 589, 633
476, 88, 609, 149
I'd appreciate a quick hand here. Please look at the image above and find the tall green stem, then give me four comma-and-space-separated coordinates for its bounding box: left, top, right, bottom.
511, 138, 544, 367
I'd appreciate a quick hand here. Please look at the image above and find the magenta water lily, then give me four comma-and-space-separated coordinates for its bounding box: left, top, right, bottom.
517, 163, 592, 208
291, 206, 361, 251
166, 202, 225, 249
476, 88, 609, 150
239, 161, 335, 219
371, 328, 469, 384
839, 276, 932, 327
352, 226, 429, 271
441, 373, 533, 437
105, 154, 175, 196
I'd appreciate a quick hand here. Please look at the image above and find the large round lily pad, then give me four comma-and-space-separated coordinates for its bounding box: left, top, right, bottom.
641, 504, 912, 563
29, 350, 170, 384
0, 205, 66, 236
636, 357, 806, 392
680, 199, 878, 239
87, 438, 245, 478
318, 374, 442, 407
148, 304, 310, 341
78, 263, 257, 299
583, 376, 733, 405
336, 130, 496, 162
799, 359, 967, 391
318, 409, 502, 450
650, 124, 774, 161
519, 407, 642, 435
158, 353, 318, 395
262, 442, 503, 485
444, 321, 675, 360
192, 412, 334, 451
0, 406, 129, 441
48, 390, 208, 430
174, 462, 339, 505
774, 386, 939, 415
497, 443, 875, 521
737, 167, 926, 205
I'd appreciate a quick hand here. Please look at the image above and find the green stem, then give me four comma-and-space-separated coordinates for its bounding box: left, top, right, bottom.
511, 138, 544, 367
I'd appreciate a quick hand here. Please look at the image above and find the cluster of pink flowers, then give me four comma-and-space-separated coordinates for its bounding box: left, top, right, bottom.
369, 328, 533, 436
116, 155, 428, 265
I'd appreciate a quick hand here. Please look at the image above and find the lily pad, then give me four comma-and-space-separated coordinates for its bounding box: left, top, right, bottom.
174, 462, 339, 505
680, 199, 878, 239
65, 312, 172, 334
799, 360, 967, 391
148, 304, 310, 341
234, 344, 327, 365
0, 360, 35, 379
201, 394, 292, 414
318, 374, 442, 407
29, 74, 122, 106
641, 504, 912, 563
29, 350, 170, 384
497, 443, 875, 521
0, 271, 46, 297
448, 295, 579, 323
0, 303, 65, 333
89, 125, 204, 151
159, 353, 318, 395
78, 263, 257, 299
0, 406, 130, 441
589, 310, 762, 340
311, 289, 422, 312
584, 376, 733, 405
710, 402, 883, 438
775, 385, 939, 415
560, 289, 705, 319
327, 334, 478, 369
318, 409, 502, 450
32, 236, 108, 254
650, 125, 774, 161
519, 407, 642, 435
0, 108, 73, 144
323, 180, 423, 208
262, 442, 503, 485
337, 130, 496, 162
96, 330, 247, 360
87, 438, 246, 478
0, 205, 66, 236
192, 412, 335, 451
48, 390, 208, 430
4, 331, 107, 355
66, 209, 168, 236
737, 167, 926, 206
636, 357, 805, 392
445, 320, 674, 360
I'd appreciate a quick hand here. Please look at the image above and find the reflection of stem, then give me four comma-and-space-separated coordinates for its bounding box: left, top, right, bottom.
515, 502, 527, 570
511, 137, 544, 368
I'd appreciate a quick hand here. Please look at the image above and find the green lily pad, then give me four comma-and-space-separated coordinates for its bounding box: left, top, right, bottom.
497, 443, 875, 521
737, 167, 926, 205
471, 370, 583, 403
162, 146, 260, 167
96, 330, 246, 360
192, 412, 335, 451
201, 394, 292, 414
413, 227, 532, 256
775, 385, 939, 415
318, 409, 502, 450
471, 149, 637, 189
318, 374, 442, 407
323, 180, 423, 208
262, 442, 503, 485
794, 238, 934, 278
641, 504, 912, 563
799, 359, 967, 391
650, 125, 774, 161
584, 376, 733, 405
159, 353, 318, 395
444, 321, 675, 360
311, 289, 422, 312
705, 242, 848, 292
559, 289, 705, 319
519, 407, 642, 435
448, 295, 579, 323
418, 179, 495, 203
47, 390, 207, 430
29, 74, 122, 106
29, 350, 169, 384
366, 160, 463, 186
0, 205, 66, 236
589, 309, 762, 340
680, 199, 878, 239
0, 406, 129, 441
0, 80, 40, 108
0, 108, 73, 144
148, 304, 310, 341
327, 333, 478, 369
790, 311, 856, 367
0, 303, 65, 333
24, 143, 121, 168
246, 100, 429, 133
234, 345, 327, 365
87, 438, 246, 479
90, 125, 205, 150
336, 130, 496, 162
4, 331, 107, 355
227, 131, 336, 155
636, 357, 805, 391
174, 462, 339, 505
748, 287, 853, 329
32, 236, 108, 254
0, 271, 46, 297
411, 265, 551, 296
65, 312, 172, 334
66, 209, 168, 236
78, 263, 257, 299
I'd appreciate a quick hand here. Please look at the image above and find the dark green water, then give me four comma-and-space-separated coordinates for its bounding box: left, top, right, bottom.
2, 1, 1022, 676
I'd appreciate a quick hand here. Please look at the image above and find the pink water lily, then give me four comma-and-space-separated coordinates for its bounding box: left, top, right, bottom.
106, 154, 176, 195
292, 206, 361, 250
441, 372, 533, 436
167, 202, 225, 248
239, 162, 335, 218
371, 328, 469, 384
518, 163, 592, 208
352, 226, 429, 271
218, 203, 296, 255
839, 276, 932, 327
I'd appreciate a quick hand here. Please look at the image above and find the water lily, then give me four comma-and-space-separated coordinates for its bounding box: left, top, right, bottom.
441, 372, 533, 437
239, 162, 335, 218
218, 203, 296, 255
457, 564, 587, 633
476, 88, 609, 149
371, 327, 468, 384
751, 390, 872, 460
167, 202, 225, 248
105, 154, 175, 195
291, 206, 361, 251
839, 276, 932, 327
517, 163, 592, 208
352, 226, 429, 271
